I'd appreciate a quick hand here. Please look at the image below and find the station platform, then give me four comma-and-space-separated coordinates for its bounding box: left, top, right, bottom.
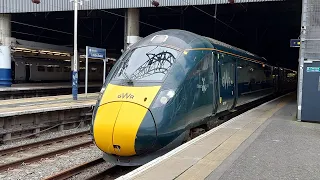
0, 82, 102, 92
0, 93, 99, 142
0, 93, 98, 117
0, 82, 102, 100
118, 92, 320, 180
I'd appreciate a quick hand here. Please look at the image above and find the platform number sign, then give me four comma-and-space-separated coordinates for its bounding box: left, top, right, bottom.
85, 46, 107, 97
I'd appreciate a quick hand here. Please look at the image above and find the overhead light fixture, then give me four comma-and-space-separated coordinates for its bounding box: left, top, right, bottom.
15, 47, 30, 51
151, 0, 159, 7
31, 0, 41, 4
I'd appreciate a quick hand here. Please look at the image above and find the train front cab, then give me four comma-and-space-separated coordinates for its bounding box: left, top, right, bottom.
91, 42, 189, 165
90, 30, 224, 165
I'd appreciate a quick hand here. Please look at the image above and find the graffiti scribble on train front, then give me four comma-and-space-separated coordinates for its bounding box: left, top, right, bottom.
113, 46, 178, 82
131, 51, 176, 80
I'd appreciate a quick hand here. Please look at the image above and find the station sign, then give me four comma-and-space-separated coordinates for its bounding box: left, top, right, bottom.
87, 46, 106, 59
307, 67, 320, 73
85, 46, 107, 97
290, 39, 300, 47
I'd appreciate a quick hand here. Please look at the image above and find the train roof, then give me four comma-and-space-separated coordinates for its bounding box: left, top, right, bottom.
203, 36, 267, 63
130, 29, 215, 51
131, 29, 266, 63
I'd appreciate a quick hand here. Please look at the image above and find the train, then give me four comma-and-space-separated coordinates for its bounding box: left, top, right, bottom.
91, 29, 297, 166
11, 56, 115, 83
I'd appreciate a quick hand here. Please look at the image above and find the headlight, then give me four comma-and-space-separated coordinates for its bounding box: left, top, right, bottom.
100, 87, 106, 93
152, 89, 175, 108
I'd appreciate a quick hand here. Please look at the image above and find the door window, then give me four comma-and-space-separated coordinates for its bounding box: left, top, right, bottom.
217, 53, 236, 111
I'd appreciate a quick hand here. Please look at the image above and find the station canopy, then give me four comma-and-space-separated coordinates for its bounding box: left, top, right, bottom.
1, 0, 284, 13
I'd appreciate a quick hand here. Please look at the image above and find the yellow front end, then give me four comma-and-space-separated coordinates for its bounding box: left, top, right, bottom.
93, 84, 161, 156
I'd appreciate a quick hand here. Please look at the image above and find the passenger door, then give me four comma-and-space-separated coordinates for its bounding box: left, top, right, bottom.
211, 51, 219, 115
217, 53, 236, 112
195, 52, 214, 119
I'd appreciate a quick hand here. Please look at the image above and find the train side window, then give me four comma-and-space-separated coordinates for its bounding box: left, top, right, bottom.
264, 65, 273, 84
64, 66, 71, 72
37, 65, 45, 72
55, 66, 61, 72
201, 55, 210, 71
194, 53, 211, 73
98, 67, 102, 73
91, 67, 97, 72
247, 61, 259, 83
47, 66, 54, 72
80, 67, 85, 72
287, 72, 296, 78
186, 53, 210, 80
237, 60, 248, 84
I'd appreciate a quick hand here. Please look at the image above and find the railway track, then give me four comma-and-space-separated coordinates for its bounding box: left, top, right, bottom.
43, 158, 105, 180
0, 130, 89, 156
0, 130, 92, 172
43, 158, 135, 180
85, 166, 136, 180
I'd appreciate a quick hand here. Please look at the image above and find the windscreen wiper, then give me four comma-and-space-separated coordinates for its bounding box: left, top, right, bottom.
123, 72, 134, 85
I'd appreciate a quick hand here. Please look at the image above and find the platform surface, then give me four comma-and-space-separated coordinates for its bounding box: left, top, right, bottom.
0, 93, 99, 117
119, 92, 320, 180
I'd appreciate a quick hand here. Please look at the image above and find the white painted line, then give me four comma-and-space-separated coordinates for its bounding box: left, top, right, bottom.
0, 93, 98, 106
0, 84, 102, 92
116, 92, 292, 180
